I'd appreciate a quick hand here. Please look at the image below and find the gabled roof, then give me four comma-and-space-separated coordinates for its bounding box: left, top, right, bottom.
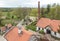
36, 18, 51, 28
52, 20, 60, 25
50, 20, 59, 32
4, 26, 33, 41
36, 18, 60, 32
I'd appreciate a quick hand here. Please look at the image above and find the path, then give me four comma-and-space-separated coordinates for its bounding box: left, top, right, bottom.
0, 35, 6, 41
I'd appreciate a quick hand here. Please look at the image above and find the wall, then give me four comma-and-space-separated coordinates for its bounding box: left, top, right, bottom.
51, 31, 55, 36
56, 33, 60, 38
36, 27, 39, 31
44, 26, 51, 33
44, 29, 46, 33
37, 26, 60, 38
51, 31, 60, 38
36, 27, 42, 31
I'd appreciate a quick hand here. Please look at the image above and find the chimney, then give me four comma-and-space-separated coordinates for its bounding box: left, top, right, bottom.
18, 24, 22, 34
38, 1, 40, 20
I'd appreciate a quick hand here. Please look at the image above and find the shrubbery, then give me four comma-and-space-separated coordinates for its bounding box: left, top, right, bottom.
39, 30, 45, 34
1, 19, 17, 26
26, 21, 37, 31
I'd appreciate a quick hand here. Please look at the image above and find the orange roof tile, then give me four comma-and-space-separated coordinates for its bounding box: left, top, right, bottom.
52, 20, 60, 25
36, 18, 51, 28
4, 26, 33, 41
50, 20, 59, 32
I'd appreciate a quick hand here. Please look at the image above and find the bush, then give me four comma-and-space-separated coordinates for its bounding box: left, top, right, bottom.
1, 19, 17, 26
39, 30, 45, 34
26, 21, 36, 31
26, 25, 36, 31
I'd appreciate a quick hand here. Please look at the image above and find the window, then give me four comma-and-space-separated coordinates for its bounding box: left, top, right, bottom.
54, 32, 56, 35
42, 28, 44, 30
38, 28, 40, 30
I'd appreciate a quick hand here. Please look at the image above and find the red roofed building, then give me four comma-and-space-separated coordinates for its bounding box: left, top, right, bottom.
4, 26, 39, 41
1, 27, 6, 33
36, 18, 51, 28
36, 18, 60, 38
50, 20, 59, 32
0, 24, 13, 34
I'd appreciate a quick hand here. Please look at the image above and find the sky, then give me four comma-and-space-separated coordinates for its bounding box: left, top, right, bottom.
0, 0, 60, 8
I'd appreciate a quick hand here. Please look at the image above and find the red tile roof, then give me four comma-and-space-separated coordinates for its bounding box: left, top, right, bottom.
36, 18, 60, 32
36, 18, 51, 28
52, 20, 60, 25
4, 26, 33, 41
50, 20, 59, 32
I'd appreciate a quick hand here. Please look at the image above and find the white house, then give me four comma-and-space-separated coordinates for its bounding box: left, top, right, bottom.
36, 18, 60, 38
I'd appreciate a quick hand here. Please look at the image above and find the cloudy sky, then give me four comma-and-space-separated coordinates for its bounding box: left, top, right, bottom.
0, 0, 60, 8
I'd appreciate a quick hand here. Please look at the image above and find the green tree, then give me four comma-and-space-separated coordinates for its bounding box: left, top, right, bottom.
30, 8, 38, 17
47, 4, 51, 14
41, 7, 45, 17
